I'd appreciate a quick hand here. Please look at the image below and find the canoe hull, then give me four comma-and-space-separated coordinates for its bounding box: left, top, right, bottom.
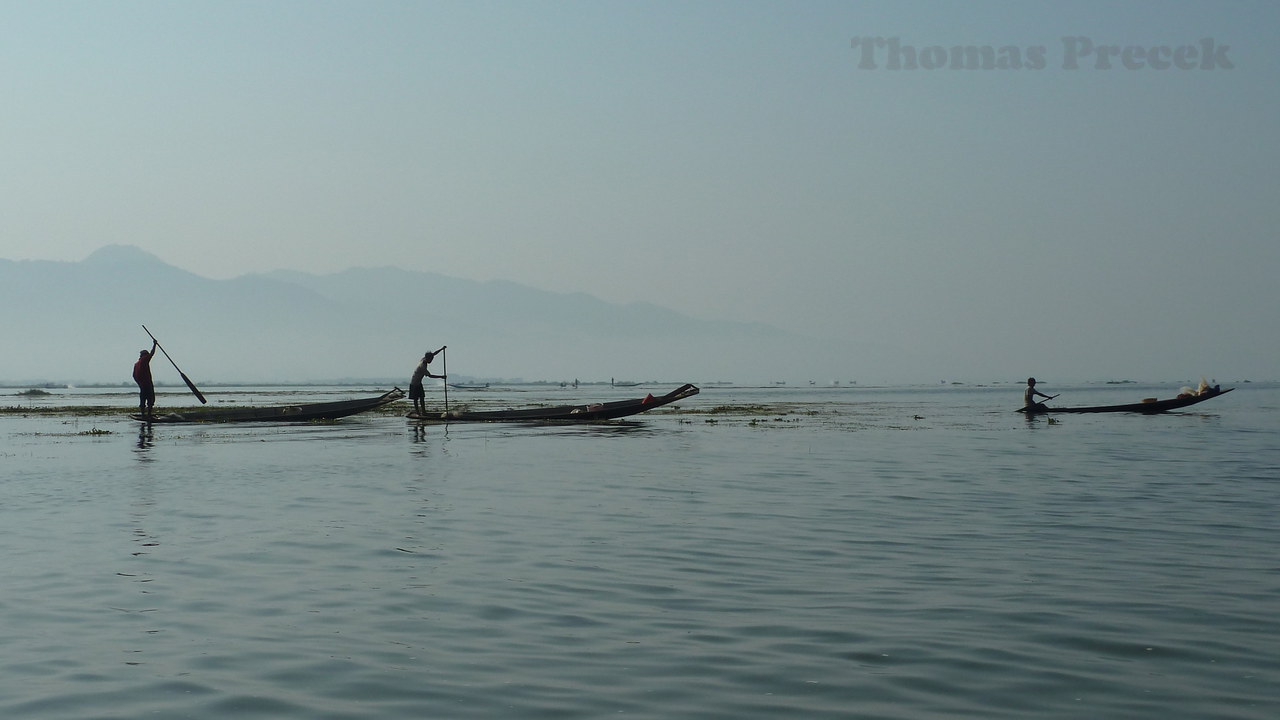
1019, 387, 1233, 415
133, 389, 405, 423
407, 383, 700, 423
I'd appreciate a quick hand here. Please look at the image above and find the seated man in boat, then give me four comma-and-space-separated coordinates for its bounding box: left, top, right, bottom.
1024, 377, 1053, 410
409, 346, 447, 415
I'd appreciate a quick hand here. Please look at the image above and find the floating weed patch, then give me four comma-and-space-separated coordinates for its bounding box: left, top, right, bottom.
21, 427, 114, 438
685, 401, 840, 429
0, 405, 122, 417
688, 404, 786, 416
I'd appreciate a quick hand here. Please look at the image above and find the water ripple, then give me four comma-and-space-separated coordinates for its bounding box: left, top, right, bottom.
1, 386, 1277, 719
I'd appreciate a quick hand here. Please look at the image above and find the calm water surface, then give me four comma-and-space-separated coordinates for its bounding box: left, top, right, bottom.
2, 383, 1277, 719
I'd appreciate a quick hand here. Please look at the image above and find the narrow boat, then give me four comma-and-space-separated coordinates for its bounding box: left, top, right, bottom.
133, 388, 405, 423
1018, 386, 1233, 415
407, 383, 700, 423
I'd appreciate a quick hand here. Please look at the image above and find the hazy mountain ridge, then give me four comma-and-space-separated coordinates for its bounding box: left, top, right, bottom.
259, 266, 776, 339
2, 246, 814, 385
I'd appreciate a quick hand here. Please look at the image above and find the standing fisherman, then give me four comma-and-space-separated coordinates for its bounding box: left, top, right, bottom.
410, 346, 447, 415
134, 340, 159, 416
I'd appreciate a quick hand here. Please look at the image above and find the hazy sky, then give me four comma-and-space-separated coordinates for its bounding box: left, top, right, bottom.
3, 1, 1277, 382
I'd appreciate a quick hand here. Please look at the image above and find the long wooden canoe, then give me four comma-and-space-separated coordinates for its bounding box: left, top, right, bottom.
407, 383, 700, 423
1018, 386, 1233, 415
133, 388, 405, 423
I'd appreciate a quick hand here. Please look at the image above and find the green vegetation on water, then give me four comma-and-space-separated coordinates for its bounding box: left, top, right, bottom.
1, 405, 121, 417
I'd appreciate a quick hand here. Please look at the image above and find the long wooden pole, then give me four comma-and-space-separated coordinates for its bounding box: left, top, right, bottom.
442, 347, 449, 418
142, 325, 208, 404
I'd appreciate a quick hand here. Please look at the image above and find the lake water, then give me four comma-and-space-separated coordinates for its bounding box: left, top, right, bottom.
2, 382, 1277, 719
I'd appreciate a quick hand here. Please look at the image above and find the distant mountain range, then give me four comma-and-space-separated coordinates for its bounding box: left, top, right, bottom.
1, 245, 828, 385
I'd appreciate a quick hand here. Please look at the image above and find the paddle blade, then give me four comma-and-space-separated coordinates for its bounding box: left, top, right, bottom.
181, 373, 208, 404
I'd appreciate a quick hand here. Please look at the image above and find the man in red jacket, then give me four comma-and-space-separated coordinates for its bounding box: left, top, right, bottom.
134, 340, 158, 416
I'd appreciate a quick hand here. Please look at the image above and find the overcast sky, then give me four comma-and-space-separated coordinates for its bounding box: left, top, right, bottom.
3, 1, 1276, 383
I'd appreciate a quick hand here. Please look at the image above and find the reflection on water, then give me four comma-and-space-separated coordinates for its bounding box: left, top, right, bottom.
411, 422, 429, 444
407, 418, 665, 447
135, 421, 154, 455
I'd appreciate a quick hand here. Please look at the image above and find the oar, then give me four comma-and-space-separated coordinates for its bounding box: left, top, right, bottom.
142, 325, 208, 404
1036, 394, 1060, 413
